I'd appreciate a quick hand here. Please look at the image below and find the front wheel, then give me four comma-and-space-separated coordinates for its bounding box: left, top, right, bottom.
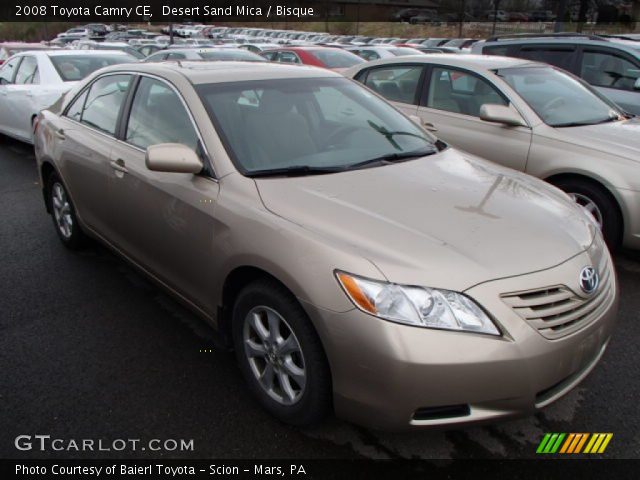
232, 279, 332, 426
552, 178, 622, 249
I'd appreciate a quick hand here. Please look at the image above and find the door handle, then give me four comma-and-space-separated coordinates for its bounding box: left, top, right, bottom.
423, 122, 438, 132
110, 158, 128, 174
54, 128, 65, 140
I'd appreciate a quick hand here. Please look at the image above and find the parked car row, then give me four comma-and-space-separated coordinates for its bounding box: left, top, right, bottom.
1, 19, 637, 433
0, 31, 638, 249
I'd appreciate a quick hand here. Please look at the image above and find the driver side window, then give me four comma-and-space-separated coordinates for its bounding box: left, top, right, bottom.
125, 77, 199, 151
427, 67, 507, 117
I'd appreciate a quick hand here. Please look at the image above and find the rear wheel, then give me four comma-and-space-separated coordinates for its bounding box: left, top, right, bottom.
47, 172, 86, 249
232, 278, 332, 426
552, 178, 622, 249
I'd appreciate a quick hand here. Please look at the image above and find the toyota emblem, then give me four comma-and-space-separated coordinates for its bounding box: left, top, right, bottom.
579, 266, 599, 295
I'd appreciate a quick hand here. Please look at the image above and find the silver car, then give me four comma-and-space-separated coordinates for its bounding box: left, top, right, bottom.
346, 54, 640, 250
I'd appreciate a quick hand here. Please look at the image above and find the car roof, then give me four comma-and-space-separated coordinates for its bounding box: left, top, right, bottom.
268, 46, 332, 51
480, 35, 640, 56
100, 61, 340, 84
1, 42, 50, 49
44, 50, 134, 57
356, 54, 537, 71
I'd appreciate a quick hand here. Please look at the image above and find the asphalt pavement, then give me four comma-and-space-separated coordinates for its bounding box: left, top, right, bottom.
1, 134, 638, 459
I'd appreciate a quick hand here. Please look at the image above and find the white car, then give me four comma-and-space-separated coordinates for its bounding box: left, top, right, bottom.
178, 25, 206, 37
57, 28, 91, 40
0, 50, 136, 143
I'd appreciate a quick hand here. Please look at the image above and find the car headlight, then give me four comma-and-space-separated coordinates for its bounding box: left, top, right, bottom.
336, 272, 500, 335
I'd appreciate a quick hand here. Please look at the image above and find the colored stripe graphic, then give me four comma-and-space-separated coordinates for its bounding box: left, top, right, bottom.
538, 433, 612, 454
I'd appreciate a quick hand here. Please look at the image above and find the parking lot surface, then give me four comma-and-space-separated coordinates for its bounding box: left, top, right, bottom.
1, 135, 639, 459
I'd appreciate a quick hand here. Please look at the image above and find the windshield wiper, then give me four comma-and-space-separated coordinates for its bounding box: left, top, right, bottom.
246, 148, 436, 178
554, 116, 621, 128
246, 165, 345, 178
344, 148, 437, 171
367, 120, 429, 150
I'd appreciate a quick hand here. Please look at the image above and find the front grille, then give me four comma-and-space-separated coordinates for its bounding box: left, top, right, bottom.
501, 255, 614, 340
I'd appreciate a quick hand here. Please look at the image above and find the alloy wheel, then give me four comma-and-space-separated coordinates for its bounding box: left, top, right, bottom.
51, 182, 73, 239
243, 306, 306, 406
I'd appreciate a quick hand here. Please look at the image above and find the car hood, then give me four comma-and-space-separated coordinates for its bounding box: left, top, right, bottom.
557, 118, 640, 162
255, 149, 595, 291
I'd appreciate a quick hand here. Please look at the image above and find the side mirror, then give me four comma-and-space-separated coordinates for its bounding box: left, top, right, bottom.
634, 78, 640, 91
479, 104, 526, 127
145, 143, 203, 174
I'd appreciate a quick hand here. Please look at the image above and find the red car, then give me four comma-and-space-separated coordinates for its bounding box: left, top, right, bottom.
260, 46, 365, 72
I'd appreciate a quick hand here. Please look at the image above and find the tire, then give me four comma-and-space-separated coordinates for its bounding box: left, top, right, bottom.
47, 172, 86, 250
552, 178, 622, 249
232, 278, 332, 426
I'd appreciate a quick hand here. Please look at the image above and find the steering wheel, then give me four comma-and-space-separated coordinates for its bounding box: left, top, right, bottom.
542, 97, 566, 112
324, 125, 360, 149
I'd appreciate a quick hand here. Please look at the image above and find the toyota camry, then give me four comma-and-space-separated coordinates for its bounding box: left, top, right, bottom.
34, 61, 618, 430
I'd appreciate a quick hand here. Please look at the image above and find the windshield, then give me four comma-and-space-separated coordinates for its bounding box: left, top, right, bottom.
308, 49, 365, 68
199, 50, 267, 62
50, 54, 136, 81
197, 77, 437, 176
496, 66, 623, 127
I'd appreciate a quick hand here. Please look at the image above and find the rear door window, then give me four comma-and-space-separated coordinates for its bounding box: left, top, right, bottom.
65, 89, 89, 122
362, 65, 423, 105
278, 51, 301, 64
14, 56, 39, 84
0, 56, 21, 84
167, 52, 187, 60
80, 74, 132, 135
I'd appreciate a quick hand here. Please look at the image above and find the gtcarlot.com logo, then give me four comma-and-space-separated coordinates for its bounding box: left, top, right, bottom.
536, 433, 613, 454
15, 435, 194, 452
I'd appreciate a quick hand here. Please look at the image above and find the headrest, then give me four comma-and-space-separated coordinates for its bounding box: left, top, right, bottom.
259, 90, 294, 115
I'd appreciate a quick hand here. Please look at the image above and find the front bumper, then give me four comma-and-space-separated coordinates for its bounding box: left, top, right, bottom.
304, 249, 618, 431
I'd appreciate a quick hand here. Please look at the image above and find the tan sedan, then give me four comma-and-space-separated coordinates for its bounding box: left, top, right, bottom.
345, 55, 640, 250
35, 61, 617, 430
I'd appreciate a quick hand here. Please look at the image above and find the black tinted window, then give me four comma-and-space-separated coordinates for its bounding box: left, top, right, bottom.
483, 45, 510, 56
581, 50, 640, 91
516, 47, 575, 71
